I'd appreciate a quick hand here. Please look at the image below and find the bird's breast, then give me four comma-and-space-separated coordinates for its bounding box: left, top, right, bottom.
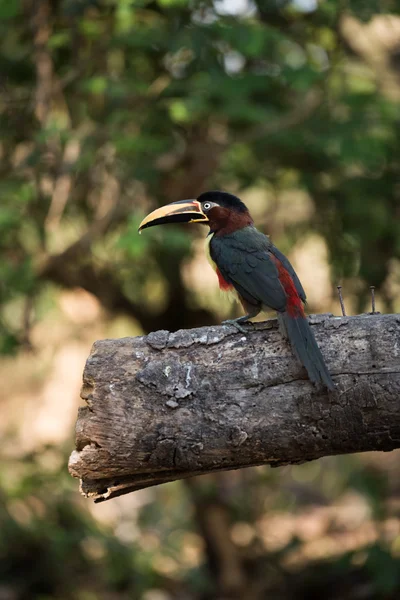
205, 235, 235, 294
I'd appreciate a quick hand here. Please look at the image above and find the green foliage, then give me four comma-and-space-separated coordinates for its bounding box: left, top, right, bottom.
0, 0, 20, 19
0, 0, 400, 351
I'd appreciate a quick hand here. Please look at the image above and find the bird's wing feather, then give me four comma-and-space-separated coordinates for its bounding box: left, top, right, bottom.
210, 227, 289, 312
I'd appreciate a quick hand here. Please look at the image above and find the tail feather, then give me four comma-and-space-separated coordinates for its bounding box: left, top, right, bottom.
279, 312, 335, 391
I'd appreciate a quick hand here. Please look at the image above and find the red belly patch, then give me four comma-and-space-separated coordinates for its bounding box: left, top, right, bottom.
216, 268, 234, 292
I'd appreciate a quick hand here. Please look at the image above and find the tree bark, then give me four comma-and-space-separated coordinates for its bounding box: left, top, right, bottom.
68, 313, 400, 502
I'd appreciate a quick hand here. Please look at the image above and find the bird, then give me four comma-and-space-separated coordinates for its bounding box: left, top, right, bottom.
139, 190, 335, 390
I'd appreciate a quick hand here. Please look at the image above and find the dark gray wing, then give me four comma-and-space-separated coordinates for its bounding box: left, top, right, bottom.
210, 226, 289, 312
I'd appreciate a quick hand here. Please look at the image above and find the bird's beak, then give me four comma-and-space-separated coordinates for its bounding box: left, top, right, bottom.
138, 200, 209, 232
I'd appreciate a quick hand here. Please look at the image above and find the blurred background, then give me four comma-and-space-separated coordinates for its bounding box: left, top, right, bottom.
1, 0, 400, 598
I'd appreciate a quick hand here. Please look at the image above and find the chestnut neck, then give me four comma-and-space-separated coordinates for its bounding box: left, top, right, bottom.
208, 206, 254, 236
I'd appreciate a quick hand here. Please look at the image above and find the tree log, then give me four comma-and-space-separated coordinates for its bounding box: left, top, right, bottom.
68, 313, 400, 502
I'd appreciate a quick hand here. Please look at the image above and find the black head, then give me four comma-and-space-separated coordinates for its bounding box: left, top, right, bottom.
197, 191, 248, 213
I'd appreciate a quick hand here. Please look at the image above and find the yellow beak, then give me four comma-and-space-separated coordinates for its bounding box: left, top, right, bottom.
138, 199, 209, 232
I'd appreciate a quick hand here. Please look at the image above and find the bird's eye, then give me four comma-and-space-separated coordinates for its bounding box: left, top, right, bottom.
203, 202, 212, 211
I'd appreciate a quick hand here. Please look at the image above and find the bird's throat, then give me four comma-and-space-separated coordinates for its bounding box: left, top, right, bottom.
208, 207, 253, 236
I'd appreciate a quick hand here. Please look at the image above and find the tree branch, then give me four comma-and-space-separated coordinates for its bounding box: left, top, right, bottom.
68, 313, 400, 502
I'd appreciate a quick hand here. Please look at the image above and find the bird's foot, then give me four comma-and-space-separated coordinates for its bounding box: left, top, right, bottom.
222, 319, 254, 334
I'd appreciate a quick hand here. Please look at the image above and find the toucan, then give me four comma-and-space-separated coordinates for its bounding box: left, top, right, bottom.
139, 191, 335, 390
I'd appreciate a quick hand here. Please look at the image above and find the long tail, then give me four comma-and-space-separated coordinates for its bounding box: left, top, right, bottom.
279, 312, 335, 391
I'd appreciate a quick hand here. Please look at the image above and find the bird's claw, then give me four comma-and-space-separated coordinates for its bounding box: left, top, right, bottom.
222, 319, 254, 334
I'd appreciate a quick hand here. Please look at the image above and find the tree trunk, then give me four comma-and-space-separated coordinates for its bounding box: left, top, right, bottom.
68, 313, 400, 502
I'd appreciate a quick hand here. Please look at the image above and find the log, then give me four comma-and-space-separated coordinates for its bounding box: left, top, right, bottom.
68, 313, 400, 502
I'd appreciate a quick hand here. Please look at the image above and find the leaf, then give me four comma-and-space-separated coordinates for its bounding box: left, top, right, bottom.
0, 0, 20, 19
